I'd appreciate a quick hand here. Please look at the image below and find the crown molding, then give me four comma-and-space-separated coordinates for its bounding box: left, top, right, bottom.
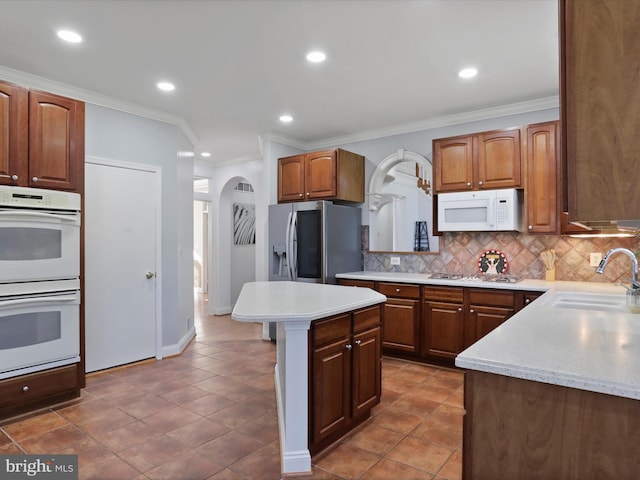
304, 96, 560, 151
0, 65, 198, 146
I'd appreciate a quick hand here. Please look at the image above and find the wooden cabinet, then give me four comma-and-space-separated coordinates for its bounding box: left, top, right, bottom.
278, 148, 364, 203
376, 282, 420, 353
433, 128, 521, 193
0, 80, 84, 192
525, 121, 559, 234
337, 279, 374, 289
562, 0, 640, 226
465, 288, 515, 348
309, 305, 381, 455
422, 286, 464, 360
0, 364, 80, 419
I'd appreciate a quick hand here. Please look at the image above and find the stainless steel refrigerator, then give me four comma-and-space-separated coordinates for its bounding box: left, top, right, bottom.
268, 200, 362, 284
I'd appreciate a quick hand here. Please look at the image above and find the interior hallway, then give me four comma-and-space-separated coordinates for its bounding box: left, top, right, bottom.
0, 294, 463, 479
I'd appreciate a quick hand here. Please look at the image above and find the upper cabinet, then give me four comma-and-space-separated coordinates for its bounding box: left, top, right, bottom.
525, 121, 559, 234
278, 148, 364, 203
433, 128, 521, 193
0, 80, 84, 192
561, 0, 640, 225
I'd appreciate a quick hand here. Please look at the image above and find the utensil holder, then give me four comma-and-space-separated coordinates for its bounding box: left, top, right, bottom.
545, 268, 555, 281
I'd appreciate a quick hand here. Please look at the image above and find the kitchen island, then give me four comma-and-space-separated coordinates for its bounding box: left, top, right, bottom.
232, 281, 386, 476
456, 282, 640, 479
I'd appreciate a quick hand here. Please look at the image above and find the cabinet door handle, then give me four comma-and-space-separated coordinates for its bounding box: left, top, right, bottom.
0, 174, 18, 181
32, 177, 39, 183
345, 344, 352, 350
466, 182, 471, 187
470, 309, 475, 314
478, 181, 484, 186
306, 192, 310, 196
22, 385, 29, 392
528, 225, 533, 230
354, 340, 362, 346
298, 193, 303, 197
457, 307, 463, 312
395, 288, 400, 293
525, 298, 531, 304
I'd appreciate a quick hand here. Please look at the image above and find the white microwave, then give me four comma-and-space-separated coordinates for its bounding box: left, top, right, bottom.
437, 188, 523, 232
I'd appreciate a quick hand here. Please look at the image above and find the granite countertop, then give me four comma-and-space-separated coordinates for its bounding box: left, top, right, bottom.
232, 281, 386, 323
456, 281, 640, 400
336, 270, 550, 291
337, 271, 640, 400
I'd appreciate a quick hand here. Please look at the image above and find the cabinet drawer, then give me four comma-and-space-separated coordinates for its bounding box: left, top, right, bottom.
423, 286, 464, 303
468, 288, 515, 308
312, 313, 351, 347
377, 283, 420, 299
353, 306, 381, 334
0, 364, 78, 409
338, 279, 375, 289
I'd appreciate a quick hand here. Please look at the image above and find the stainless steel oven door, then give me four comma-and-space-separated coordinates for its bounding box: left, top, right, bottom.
0, 209, 80, 282
0, 288, 80, 379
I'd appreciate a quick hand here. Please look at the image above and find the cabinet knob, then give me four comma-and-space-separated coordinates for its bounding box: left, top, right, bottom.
32, 177, 38, 183
354, 340, 362, 345
525, 298, 531, 304
470, 309, 475, 314
306, 192, 310, 196
466, 182, 471, 187
457, 307, 463, 312
22, 385, 29, 392
528, 225, 533, 230
478, 181, 483, 186
345, 344, 352, 350
298, 193, 303, 197
0, 174, 18, 181
395, 288, 400, 293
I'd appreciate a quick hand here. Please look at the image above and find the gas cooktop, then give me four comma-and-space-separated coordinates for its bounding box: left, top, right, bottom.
429, 272, 521, 283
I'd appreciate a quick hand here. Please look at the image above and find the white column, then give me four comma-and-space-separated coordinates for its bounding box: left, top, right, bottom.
275, 319, 312, 475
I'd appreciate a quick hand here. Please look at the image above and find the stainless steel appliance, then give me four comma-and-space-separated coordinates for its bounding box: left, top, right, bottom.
268, 200, 362, 284
437, 188, 523, 232
0, 186, 81, 379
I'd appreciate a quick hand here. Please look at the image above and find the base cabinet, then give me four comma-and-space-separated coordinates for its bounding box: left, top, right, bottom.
422, 286, 464, 360
309, 305, 381, 455
0, 364, 80, 419
377, 283, 420, 354
464, 371, 640, 480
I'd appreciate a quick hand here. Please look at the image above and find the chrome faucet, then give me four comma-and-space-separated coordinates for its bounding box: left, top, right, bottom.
596, 248, 640, 289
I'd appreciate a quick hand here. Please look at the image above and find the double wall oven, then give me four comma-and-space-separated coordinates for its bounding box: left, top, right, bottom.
0, 186, 81, 379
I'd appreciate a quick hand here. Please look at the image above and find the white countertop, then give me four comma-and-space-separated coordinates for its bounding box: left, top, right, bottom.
232, 281, 386, 323
456, 281, 640, 400
337, 271, 640, 400
336, 270, 550, 291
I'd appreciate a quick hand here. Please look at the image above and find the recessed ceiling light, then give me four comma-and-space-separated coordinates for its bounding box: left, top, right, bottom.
279, 114, 293, 123
200, 152, 211, 158
458, 67, 478, 79
157, 81, 175, 92
306, 51, 326, 63
57, 29, 82, 43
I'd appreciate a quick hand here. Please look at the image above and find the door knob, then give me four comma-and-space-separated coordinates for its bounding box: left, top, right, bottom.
145, 272, 155, 279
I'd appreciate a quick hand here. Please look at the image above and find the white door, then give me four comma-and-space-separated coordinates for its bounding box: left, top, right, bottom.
85, 160, 160, 373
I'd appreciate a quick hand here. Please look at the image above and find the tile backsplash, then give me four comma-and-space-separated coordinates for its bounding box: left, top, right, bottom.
363, 227, 640, 284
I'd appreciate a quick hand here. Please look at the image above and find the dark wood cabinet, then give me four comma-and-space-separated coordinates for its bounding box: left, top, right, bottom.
278, 148, 364, 203
465, 288, 515, 347
376, 283, 420, 353
561, 0, 640, 226
0, 364, 80, 419
422, 286, 464, 360
0, 80, 84, 192
434, 128, 521, 193
525, 121, 559, 234
309, 305, 381, 455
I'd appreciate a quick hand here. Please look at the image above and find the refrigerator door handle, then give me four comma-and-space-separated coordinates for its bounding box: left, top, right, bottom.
286, 211, 297, 281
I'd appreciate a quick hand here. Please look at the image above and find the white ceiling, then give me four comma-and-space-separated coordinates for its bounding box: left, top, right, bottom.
0, 0, 559, 164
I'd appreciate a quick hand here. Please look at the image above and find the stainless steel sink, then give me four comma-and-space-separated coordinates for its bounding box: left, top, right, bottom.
547, 291, 630, 313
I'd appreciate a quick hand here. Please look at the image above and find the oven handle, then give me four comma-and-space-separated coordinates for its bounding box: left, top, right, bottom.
0, 293, 80, 308
0, 211, 80, 223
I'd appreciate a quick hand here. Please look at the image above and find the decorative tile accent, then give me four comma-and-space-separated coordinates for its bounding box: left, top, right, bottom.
363, 228, 640, 283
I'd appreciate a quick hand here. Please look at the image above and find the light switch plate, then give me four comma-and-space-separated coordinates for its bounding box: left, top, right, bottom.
390, 256, 401, 265
590, 252, 602, 267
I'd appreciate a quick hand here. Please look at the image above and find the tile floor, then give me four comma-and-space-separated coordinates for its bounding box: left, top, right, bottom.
0, 295, 463, 479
